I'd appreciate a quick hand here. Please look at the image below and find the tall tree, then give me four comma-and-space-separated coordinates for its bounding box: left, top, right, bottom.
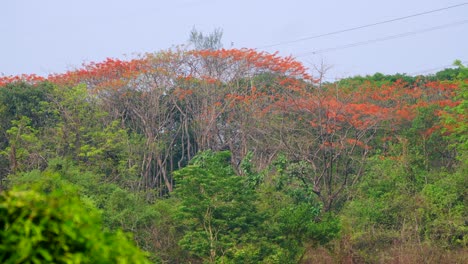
172, 151, 262, 263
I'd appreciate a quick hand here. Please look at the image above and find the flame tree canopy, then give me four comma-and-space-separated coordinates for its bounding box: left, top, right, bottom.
0, 49, 464, 201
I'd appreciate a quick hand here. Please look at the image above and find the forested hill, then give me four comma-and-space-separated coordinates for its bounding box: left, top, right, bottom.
0, 50, 466, 263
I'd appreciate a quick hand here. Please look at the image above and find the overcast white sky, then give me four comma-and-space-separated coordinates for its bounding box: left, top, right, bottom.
2, 0, 467, 80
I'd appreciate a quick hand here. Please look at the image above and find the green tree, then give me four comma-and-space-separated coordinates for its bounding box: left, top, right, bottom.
256, 155, 341, 262
0, 82, 55, 179
0, 116, 43, 174
173, 151, 266, 263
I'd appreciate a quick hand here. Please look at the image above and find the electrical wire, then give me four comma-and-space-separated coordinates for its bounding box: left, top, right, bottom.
258, 3, 468, 49
294, 20, 468, 57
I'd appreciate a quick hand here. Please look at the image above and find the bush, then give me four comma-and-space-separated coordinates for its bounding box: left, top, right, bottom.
0, 188, 150, 263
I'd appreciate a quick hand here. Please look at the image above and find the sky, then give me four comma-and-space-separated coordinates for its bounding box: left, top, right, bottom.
2, 0, 467, 80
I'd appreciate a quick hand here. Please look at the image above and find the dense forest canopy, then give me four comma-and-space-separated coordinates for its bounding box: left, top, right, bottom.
0, 48, 466, 263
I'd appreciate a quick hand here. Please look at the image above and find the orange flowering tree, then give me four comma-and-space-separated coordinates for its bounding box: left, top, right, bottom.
263, 75, 462, 211
1, 49, 461, 202
25, 49, 311, 192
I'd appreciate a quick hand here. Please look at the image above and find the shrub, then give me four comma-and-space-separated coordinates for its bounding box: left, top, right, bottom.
0, 188, 149, 263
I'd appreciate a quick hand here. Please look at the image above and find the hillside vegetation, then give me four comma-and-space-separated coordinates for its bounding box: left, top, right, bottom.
0, 50, 466, 263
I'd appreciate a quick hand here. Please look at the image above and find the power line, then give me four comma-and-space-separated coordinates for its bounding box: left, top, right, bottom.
294, 20, 468, 57
258, 3, 468, 49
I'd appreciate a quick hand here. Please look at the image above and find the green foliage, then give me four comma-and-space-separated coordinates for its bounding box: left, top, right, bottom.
277, 203, 339, 245
0, 82, 55, 178
0, 116, 44, 174
340, 148, 467, 262
343, 156, 411, 228
173, 150, 265, 263
453, 60, 468, 80
0, 188, 149, 263
1, 60, 466, 263
439, 60, 468, 154
258, 178, 340, 262
0, 82, 55, 130
336, 65, 465, 88
240, 151, 263, 188
0, 82, 137, 187
5, 159, 167, 262
421, 165, 467, 248
433, 67, 460, 81
335, 72, 417, 88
